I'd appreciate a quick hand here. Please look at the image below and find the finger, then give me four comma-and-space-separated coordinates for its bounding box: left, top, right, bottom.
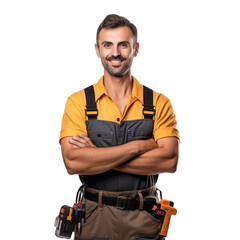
72, 143, 87, 148
78, 134, 95, 147
90, 142, 97, 148
72, 135, 91, 147
69, 138, 89, 148
70, 136, 96, 148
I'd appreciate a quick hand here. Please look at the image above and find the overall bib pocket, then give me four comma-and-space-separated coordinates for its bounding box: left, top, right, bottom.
128, 129, 153, 140
88, 131, 113, 147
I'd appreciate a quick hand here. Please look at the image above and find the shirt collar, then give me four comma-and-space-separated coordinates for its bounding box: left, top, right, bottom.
94, 76, 108, 101
94, 75, 143, 104
131, 76, 143, 104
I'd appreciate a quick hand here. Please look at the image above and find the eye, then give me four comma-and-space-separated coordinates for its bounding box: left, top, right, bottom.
103, 43, 112, 48
119, 42, 128, 48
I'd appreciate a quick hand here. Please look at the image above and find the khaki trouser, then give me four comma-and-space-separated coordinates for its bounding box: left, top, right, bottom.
74, 186, 162, 240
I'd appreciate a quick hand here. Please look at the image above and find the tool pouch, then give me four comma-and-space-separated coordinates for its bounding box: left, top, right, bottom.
144, 195, 177, 238
54, 185, 85, 238
54, 205, 76, 239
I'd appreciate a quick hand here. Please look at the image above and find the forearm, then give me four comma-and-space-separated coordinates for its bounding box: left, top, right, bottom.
61, 137, 157, 175
64, 143, 139, 175
114, 138, 179, 175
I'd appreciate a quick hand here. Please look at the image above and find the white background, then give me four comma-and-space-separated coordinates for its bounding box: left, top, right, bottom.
0, 0, 240, 239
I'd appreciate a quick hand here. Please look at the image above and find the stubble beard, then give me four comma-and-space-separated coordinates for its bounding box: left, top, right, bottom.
101, 55, 133, 78
103, 62, 129, 77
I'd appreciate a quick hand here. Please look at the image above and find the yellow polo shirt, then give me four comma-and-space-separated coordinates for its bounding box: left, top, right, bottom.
60, 76, 179, 141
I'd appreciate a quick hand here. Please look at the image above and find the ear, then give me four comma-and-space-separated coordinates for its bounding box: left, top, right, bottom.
95, 44, 100, 58
134, 42, 139, 57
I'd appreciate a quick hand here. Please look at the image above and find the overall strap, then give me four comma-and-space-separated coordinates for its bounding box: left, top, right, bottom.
143, 85, 155, 119
84, 85, 98, 120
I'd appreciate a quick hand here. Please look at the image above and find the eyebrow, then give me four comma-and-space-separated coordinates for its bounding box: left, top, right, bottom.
101, 41, 130, 46
118, 41, 130, 45
101, 41, 112, 46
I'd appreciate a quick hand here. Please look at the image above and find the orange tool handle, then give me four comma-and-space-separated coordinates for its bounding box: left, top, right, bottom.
159, 200, 177, 237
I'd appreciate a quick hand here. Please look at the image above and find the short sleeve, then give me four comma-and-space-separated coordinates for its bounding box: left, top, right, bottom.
153, 94, 179, 141
59, 91, 87, 141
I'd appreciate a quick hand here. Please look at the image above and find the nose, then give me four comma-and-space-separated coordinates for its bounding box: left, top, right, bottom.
112, 45, 120, 57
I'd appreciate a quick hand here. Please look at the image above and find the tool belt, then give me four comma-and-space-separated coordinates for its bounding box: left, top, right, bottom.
54, 185, 177, 239
85, 190, 156, 211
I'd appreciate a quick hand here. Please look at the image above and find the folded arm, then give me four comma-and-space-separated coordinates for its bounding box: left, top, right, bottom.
114, 137, 179, 175
63, 134, 178, 176
60, 134, 158, 175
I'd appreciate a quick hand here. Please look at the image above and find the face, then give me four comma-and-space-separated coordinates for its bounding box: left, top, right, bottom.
95, 26, 139, 77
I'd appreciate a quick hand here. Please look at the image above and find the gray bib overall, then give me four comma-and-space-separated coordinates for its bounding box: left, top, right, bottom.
80, 85, 158, 192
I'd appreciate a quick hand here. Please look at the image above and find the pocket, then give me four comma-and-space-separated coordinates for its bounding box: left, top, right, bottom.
88, 131, 113, 147
141, 209, 162, 225
128, 130, 153, 140
127, 119, 154, 141
88, 131, 113, 140
83, 199, 99, 226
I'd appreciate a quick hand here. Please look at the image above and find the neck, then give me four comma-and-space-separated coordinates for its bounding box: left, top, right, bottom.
103, 70, 133, 99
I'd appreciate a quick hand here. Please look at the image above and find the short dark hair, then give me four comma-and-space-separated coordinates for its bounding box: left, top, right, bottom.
96, 14, 138, 47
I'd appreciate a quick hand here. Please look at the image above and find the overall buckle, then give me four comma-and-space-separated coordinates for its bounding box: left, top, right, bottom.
85, 108, 98, 117
142, 105, 156, 118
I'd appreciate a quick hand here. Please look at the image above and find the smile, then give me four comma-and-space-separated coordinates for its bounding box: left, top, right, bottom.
109, 59, 124, 66
110, 60, 123, 63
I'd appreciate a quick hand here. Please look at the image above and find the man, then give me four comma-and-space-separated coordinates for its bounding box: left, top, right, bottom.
60, 14, 179, 240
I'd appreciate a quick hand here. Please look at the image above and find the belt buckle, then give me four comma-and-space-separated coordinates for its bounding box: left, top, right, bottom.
116, 196, 127, 210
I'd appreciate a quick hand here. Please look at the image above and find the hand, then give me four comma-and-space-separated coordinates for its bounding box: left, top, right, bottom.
69, 133, 96, 149
143, 138, 158, 151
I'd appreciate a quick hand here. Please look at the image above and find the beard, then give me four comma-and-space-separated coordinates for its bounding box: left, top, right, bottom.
101, 55, 133, 77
